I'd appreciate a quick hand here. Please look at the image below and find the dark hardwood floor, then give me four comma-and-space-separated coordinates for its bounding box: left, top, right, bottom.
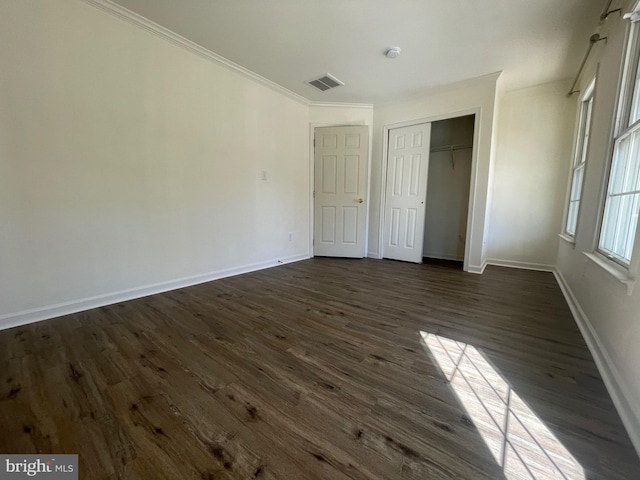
0, 258, 638, 479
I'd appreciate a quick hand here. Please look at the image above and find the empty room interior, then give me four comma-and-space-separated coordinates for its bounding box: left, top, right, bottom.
3, 0, 640, 478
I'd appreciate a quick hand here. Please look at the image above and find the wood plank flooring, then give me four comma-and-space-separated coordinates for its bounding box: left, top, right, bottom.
0, 258, 638, 479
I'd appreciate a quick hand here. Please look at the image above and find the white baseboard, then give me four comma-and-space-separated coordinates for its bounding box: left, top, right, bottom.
466, 260, 487, 274
553, 268, 640, 458
485, 258, 554, 272
0, 254, 310, 332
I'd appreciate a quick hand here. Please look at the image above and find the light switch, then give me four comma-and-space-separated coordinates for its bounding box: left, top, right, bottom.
261, 170, 267, 181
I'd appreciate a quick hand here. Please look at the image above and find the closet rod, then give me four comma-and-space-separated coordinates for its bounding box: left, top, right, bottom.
567, 33, 607, 96
600, 0, 621, 22
430, 144, 473, 153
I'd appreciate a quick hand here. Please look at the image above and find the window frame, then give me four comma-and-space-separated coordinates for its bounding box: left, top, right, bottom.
596, 6, 640, 274
614, 9, 640, 136
564, 78, 596, 239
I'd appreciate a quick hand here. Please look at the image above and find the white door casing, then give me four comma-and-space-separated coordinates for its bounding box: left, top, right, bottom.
314, 126, 369, 258
383, 123, 431, 263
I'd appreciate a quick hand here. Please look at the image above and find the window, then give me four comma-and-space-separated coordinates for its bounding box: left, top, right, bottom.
565, 80, 595, 237
598, 10, 640, 266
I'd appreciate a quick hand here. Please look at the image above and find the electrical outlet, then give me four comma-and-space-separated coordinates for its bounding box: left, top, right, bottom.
288, 232, 293, 242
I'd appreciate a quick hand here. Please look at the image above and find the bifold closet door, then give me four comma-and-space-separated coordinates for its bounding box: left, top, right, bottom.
383, 123, 431, 263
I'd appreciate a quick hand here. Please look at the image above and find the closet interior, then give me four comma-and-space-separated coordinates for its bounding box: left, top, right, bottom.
423, 115, 474, 262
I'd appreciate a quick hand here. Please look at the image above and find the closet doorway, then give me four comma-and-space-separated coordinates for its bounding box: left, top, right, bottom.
424, 115, 474, 263
382, 114, 475, 266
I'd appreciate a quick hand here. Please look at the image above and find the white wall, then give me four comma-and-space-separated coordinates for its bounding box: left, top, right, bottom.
554, 0, 640, 453
487, 81, 577, 268
309, 104, 374, 126
0, 0, 310, 327
423, 117, 474, 261
370, 74, 500, 272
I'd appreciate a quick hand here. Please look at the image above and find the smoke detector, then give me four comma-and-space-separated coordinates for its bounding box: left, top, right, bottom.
306, 73, 344, 92
385, 47, 402, 58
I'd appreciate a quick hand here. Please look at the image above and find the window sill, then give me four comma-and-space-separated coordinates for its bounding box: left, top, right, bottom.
558, 233, 576, 247
583, 252, 636, 295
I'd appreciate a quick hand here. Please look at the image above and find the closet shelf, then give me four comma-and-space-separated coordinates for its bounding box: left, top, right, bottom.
430, 143, 473, 153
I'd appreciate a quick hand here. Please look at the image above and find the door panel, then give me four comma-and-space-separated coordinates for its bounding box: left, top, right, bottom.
314, 126, 369, 258
321, 156, 337, 193
383, 123, 431, 263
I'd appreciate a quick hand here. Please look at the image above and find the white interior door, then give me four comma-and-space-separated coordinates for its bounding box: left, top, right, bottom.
383, 123, 431, 263
314, 126, 368, 258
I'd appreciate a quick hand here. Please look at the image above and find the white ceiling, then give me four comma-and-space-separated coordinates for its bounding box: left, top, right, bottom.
110, 0, 605, 104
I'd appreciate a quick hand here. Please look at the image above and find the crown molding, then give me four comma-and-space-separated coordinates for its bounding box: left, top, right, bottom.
309, 102, 374, 109
81, 0, 311, 106
502, 77, 573, 97
375, 71, 503, 108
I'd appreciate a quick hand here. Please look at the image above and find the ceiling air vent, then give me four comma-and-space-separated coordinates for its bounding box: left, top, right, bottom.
306, 73, 344, 92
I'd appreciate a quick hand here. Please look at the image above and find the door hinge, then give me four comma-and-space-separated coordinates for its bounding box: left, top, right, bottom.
313, 138, 316, 148
313, 190, 315, 198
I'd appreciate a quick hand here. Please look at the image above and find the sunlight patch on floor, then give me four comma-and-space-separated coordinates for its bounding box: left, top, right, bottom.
420, 331, 584, 480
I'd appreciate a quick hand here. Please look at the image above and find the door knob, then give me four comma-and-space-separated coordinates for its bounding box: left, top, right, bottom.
356, 198, 364, 203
